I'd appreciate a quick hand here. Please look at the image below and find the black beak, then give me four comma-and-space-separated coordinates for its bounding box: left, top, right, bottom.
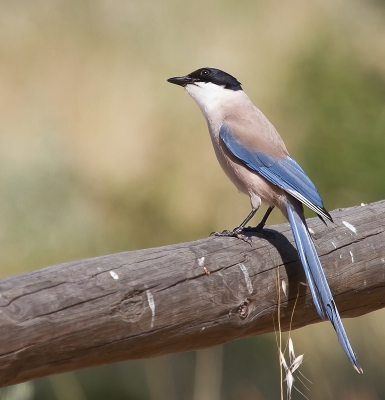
167, 75, 193, 87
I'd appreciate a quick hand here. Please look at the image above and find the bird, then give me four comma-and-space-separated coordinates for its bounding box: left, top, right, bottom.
167, 67, 362, 373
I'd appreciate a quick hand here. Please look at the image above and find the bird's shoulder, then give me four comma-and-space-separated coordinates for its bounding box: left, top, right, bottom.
222, 107, 288, 159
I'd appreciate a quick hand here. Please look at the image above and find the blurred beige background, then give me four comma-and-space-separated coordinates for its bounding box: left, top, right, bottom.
1, 0, 385, 399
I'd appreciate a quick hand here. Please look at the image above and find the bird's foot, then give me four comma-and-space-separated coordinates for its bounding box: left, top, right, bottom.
210, 229, 251, 244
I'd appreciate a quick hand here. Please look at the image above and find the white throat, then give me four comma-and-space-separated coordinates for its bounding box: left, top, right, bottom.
185, 82, 241, 120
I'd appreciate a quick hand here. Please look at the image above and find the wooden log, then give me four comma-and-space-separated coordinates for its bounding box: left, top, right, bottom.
0, 200, 384, 387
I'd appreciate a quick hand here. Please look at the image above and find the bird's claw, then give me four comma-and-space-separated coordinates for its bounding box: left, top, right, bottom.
210, 229, 252, 244
210, 229, 233, 236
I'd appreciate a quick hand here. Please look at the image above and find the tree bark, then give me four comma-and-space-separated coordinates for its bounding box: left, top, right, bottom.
0, 200, 384, 387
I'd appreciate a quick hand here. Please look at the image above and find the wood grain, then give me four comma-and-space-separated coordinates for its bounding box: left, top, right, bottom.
0, 200, 384, 387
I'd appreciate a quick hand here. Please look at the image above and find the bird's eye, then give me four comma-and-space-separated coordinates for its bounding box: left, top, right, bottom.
200, 69, 210, 77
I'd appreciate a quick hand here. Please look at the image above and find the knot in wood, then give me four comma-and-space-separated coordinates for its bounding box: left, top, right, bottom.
238, 300, 249, 319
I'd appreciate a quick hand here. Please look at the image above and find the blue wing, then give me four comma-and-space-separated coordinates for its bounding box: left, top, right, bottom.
219, 123, 332, 221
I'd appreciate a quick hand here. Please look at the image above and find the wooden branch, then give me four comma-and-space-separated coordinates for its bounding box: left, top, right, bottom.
1, 201, 385, 387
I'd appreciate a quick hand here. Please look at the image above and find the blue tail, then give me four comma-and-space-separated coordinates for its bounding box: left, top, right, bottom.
286, 200, 362, 373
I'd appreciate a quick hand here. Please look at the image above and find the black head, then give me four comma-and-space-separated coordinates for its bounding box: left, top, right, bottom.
167, 67, 242, 91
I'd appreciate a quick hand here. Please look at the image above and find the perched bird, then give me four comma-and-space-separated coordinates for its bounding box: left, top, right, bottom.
167, 67, 362, 373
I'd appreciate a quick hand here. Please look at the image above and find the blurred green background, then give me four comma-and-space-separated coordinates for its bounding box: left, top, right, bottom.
0, 0, 385, 399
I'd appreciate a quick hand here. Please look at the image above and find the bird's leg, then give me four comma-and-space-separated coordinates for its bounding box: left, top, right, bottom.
242, 206, 275, 232
211, 209, 257, 240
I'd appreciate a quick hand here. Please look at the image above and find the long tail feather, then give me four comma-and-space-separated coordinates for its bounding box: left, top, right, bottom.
286, 201, 362, 373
